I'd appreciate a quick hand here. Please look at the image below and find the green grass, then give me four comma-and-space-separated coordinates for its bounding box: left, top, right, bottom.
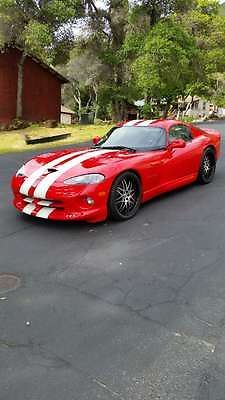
0, 124, 113, 154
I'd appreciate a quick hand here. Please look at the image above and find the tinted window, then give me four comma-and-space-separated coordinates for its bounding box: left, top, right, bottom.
169, 125, 192, 142
98, 127, 166, 150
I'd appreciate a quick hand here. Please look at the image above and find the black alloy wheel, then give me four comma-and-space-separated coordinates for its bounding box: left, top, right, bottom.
198, 148, 216, 184
109, 172, 141, 221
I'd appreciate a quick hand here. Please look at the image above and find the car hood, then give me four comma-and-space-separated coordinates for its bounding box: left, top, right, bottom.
19, 147, 140, 198
24, 148, 138, 177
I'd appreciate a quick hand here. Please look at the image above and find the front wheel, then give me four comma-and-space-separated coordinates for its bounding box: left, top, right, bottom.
198, 148, 216, 184
108, 172, 141, 221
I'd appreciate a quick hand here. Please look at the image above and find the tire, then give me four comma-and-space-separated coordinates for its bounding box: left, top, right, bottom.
198, 148, 216, 184
109, 172, 141, 221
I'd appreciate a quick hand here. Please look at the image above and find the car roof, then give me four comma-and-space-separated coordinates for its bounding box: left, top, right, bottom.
120, 119, 186, 129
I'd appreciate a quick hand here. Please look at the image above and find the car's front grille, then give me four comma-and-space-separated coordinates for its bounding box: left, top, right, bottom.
22, 196, 63, 209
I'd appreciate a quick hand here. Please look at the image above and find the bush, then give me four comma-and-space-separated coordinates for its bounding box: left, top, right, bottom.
0, 119, 30, 131
10, 119, 30, 130
94, 119, 112, 125
179, 116, 196, 123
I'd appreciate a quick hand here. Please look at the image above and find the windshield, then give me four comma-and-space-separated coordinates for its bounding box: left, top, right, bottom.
97, 127, 166, 151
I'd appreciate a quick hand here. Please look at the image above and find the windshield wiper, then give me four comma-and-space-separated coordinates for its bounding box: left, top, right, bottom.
100, 145, 136, 153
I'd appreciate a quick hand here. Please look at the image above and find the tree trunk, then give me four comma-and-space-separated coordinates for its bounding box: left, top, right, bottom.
72, 85, 82, 120
111, 100, 124, 122
16, 52, 26, 119
85, 93, 92, 112
184, 96, 194, 116
93, 84, 98, 120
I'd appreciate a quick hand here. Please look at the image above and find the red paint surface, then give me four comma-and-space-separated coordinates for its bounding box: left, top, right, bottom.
23, 57, 61, 122
0, 48, 20, 123
0, 48, 62, 124
12, 120, 222, 222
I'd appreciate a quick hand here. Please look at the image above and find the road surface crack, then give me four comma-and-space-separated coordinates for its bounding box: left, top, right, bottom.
93, 378, 125, 399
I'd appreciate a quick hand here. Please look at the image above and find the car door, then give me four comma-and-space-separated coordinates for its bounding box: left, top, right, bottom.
162, 124, 202, 186
135, 127, 168, 199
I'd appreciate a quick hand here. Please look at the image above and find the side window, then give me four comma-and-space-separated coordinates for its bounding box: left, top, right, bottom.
169, 125, 192, 142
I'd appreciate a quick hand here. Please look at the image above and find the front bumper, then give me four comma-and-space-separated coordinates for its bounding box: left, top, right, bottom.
12, 180, 109, 223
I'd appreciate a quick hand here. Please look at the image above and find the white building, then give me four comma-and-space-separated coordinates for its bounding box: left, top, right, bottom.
60, 105, 76, 125
184, 96, 225, 118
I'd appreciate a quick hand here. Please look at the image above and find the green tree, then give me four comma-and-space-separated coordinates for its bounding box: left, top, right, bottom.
181, 0, 225, 106
132, 20, 200, 117
85, 0, 133, 120
130, 0, 196, 28
0, 0, 83, 63
61, 47, 108, 119
79, 0, 198, 120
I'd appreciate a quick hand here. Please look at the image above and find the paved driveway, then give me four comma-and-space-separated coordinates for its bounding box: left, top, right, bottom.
0, 122, 225, 400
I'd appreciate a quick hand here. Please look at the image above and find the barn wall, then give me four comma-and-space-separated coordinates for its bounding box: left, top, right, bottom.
23, 58, 61, 122
0, 48, 20, 123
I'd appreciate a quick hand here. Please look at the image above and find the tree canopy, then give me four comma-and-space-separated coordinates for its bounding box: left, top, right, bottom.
0, 0, 83, 63
1, 0, 225, 119
132, 20, 200, 116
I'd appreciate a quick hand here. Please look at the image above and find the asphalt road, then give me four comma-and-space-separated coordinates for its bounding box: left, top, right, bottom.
1, 122, 225, 400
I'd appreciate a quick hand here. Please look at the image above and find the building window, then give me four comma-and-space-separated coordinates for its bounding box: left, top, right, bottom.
194, 101, 199, 110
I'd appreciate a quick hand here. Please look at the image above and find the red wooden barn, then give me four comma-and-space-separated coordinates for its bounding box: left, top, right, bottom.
0, 46, 68, 125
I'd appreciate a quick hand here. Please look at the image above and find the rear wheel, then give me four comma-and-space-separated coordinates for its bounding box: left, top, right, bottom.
109, 172, 141, 221
198, 148, 216, 184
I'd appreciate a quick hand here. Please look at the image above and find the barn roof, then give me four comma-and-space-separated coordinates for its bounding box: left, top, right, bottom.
2, 45, 69, 84
61, 105, 75, 114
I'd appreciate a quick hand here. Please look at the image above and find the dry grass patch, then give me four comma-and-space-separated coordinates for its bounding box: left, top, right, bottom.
0, 124, 113, 154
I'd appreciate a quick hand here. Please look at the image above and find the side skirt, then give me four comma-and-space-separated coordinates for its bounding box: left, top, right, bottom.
142, 174, 197, 203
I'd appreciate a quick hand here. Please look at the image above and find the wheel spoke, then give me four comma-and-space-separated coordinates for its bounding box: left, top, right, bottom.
129, 197, 136, 205
121, 179, 127, 191
118, 201, 127, 212
116, 188, 125, 197
129, 192, 136, 199
203, 156, 212, 177
127, 180, 132, 191
115, 197, 124, 203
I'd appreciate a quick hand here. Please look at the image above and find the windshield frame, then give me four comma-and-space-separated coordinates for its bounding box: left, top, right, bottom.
94, 126, 167, 152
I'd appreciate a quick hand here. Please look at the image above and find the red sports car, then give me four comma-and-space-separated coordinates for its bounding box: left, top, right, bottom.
12, 119, 221, 223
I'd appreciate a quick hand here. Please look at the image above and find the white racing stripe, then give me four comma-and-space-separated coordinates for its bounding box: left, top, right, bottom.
37, 200, 53, 207
123, 120, 143, 126
19, 150, 87, 196
36, 207, 56, 219
24, 197, 33, 203
22, 204, 36, 215
24, 198, 53, 206
34, 149, 112, 199
136, 120, 155, 126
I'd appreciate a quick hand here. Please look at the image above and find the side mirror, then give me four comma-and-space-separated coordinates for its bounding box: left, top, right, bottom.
169, 139, 186, 149
93, 136, 101, 145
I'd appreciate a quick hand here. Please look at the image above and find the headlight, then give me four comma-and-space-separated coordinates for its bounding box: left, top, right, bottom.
16, 165, 26, 177
64, 174, 105, 185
